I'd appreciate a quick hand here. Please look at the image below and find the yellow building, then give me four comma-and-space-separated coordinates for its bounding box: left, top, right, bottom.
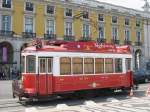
0, 0, 148, 79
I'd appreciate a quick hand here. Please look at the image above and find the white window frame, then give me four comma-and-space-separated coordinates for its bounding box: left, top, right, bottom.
112, 26, 118, 40
136, 30, 141, 41
1, 0, 13, 9
82, 23, 90, 37
125, 28, 130, 41
47, 58, 53, 74
98, 14, 104, 22
39, 58, 47, 74
24, 16, 35, 33
136, 19, 141, 27
125, 17, 130, 26
98, 24, 105, 39
82, 11, 89, 20
64, 8, 73, 17
45, 19, 55, 34
1, 15, 12, 31
112, 16, 118, 24
24, 1, 35, 13
65, 21, 73, 36
45, 5, 55, 15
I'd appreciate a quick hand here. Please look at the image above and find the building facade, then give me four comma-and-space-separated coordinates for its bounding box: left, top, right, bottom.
0, 0, 149, 79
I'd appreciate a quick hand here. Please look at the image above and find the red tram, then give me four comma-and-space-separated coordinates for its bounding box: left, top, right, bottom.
12, 40, 133, 101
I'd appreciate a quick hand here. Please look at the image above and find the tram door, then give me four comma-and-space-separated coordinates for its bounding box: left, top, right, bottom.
38, 57, 53, 95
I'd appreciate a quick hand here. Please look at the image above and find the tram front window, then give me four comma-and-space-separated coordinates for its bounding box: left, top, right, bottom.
26, 55, 36, 73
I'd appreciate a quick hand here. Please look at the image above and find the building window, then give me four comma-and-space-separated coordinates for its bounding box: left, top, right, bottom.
115, 58, 122, 73
2, 0, 11, 8
125, 29, 130, 41
98, 25, 104, 39
83, 11, 89, 19
25, 17, 33, 32
98, 14, 104, 22
84, 58, 94, 74
83, 23, 90, 37
136, 19, 141, 27
60, 57, 71, 75
136, 30, 141, 41
112, 16, 117, 24
25, 2, 34, 11
112, 26, 118, 40
47, 5, 54, 15
46, 19, 54, 34
125, 17, 130, 26
65, 22, 72, 36
1, 15, 11, 31
65, 8, 72, 17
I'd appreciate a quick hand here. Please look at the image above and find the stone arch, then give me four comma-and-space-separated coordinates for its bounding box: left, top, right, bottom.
0, 41, 14, 79
135, 49, 142, 70
0, 41, 14, 64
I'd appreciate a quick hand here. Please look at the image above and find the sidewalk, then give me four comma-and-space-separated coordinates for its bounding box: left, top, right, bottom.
0, 80, 13, 99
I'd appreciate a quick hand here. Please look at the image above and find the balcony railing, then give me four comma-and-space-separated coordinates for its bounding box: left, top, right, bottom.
111, 39, 120, 45
124, 40, 132, 45
0, 30, 14, 37
2, 3, 11, 8
22, 32, 36, 38
64, 35, 75, 41
80, 36, 91, 41
135, 41, 142, 46
44, 34, 56, 40
97, 38, 106, 43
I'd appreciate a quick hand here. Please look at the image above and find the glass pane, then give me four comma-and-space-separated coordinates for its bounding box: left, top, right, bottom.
48, 58, 52, 73
60, 57, 71, 75
2, 15, 11, 31
73, 58, 83, 74
84, 58, 94, 74
26, 55, 35, 73
115, 58, 122, 73
95, 58, 104, 73
105, 58, 113, 73
39, 58, 46, 73
126, 58, 131, 71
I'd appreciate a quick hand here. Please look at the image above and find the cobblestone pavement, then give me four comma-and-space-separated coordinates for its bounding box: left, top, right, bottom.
24, 97, 150, 112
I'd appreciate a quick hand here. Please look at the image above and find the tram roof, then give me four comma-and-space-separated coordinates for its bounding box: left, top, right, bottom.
22, 40, 131, 54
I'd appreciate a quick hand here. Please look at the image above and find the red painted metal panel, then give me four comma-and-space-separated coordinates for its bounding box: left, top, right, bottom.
38, 75, 47, 95
38, 74, 53, 95
22, 74, 37, 95
53, 73, 132, 93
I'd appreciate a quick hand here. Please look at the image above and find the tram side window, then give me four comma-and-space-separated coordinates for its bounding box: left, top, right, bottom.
115, 58, 122, 73
105, 58, 113, 73
95, 58, 104, 73
39, 58, 46, 73
26, 56, 36, 73
126, 58, 131, 71
48, 58, 52, 73
60, 57, 71, 75
84, 58, 94, 74
21, 56, 25, 73
73, 58, 83, 74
